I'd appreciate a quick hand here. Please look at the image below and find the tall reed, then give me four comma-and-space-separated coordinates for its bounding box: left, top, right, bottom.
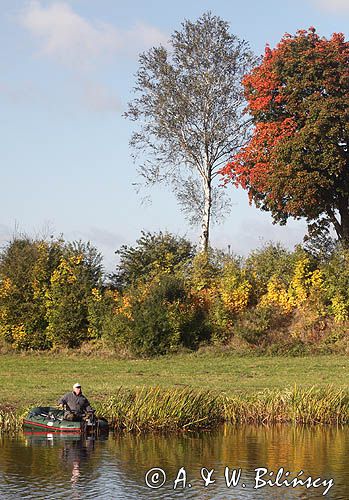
222, 386, 349, 425
1, 386, 349, 433
98, 387, 223, 432
97, 386, 349, 432
0, 408, 23, 434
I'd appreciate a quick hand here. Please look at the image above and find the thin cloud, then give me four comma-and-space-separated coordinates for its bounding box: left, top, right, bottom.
81, 81, 121, 113
18, 1, 167, 112
20, 1, 168, 70
20, 1, 121, 69
126, 21, 170, 53
213, 217, 307, 256
88, 227, 125, 249
0, 81, 40, 104
310, 0, 349, 13
68, 227, 125, 272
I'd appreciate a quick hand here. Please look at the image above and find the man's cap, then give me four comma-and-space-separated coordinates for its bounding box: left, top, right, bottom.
73, 383, 81, 389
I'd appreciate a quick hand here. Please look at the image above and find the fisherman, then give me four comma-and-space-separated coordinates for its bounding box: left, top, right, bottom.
58, 383, 94, 421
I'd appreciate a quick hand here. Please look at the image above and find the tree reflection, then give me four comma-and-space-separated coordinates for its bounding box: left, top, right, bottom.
0, 426, 347, 499
108, 425, 349, 498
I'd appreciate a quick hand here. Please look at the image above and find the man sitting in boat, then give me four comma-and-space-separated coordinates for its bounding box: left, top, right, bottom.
58, 383, 94, 421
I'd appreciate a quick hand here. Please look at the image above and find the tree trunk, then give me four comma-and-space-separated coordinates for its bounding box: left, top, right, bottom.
339, 200, 349, 248
199, 176, 212, 253
327, 197, 349, 248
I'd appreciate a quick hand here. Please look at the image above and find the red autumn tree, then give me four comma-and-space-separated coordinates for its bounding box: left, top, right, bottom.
221, 28, 349, 245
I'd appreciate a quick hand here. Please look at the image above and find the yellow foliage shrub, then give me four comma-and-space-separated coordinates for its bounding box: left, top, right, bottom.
288, 257, 314, 307
0, 278, 13, 298
260, 277, 292, 313
331, 295, 348, 323
91, 287, 102, 302
261, 257, 326, 316
219, 278, 251, 314
11, 324, 27, 349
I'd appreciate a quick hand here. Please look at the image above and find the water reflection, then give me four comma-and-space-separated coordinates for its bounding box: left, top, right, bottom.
0, 425, 347, 499
0, 433, 106, 499
111, 425, 349, 499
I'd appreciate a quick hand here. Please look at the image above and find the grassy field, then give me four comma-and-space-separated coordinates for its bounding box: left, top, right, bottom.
0, 352, 348, 408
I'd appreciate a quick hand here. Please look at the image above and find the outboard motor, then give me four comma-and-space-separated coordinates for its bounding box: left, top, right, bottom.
82, 411, 97, 433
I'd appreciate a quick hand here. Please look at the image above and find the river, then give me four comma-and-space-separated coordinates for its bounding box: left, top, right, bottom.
0, 425, 347, 499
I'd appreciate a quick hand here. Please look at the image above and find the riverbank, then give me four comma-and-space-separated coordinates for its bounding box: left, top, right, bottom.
1, 386, 349, 434
0, 352, 348, 433
0, 351, 348, 407
101, 385, 349, 430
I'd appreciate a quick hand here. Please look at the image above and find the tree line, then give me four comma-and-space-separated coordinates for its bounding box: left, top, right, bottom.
0, 232, 348, 355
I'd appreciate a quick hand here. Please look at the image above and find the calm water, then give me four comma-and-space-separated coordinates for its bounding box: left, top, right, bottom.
0, 425, 348, 499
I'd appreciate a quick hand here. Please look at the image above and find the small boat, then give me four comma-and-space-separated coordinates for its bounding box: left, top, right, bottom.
23, 407, 109, 434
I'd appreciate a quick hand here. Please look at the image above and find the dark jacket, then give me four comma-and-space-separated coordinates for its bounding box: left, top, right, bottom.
58, 391, 93, 415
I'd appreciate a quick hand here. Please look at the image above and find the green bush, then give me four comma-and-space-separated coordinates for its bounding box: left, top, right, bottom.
0, 237, 60, 349
111, 231, 195, 290
45, 243, 103, 348
105, 274, 210, 357
234, 306, 273, 345
322, 246, 349, 321
245, 243, 306, 303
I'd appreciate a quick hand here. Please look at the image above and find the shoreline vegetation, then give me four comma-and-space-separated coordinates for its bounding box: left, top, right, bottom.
0, 352, 348, 433
1, 386, 349, 434
2, 234, 349, 357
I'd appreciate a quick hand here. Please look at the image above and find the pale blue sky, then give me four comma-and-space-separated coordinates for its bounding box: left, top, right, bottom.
1, 0, 348, 270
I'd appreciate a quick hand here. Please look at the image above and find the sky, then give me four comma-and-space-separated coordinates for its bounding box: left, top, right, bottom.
1, 0, 348, 271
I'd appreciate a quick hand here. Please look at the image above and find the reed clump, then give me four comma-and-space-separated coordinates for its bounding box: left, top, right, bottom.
1, 386, 348, 433
0, 407, 23, 434
98, 387, 223, 432
99, 386, 349, 432
289, 386, 349, 424
223, 386, 349, 425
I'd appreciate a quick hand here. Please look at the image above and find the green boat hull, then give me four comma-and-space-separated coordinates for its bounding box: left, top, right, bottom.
23, 407, 108, 433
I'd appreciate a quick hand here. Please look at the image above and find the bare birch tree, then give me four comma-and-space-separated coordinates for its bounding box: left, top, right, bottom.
125, 12, 255, 252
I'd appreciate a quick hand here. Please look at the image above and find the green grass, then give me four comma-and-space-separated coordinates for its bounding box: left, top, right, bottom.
0, 351, 348, 408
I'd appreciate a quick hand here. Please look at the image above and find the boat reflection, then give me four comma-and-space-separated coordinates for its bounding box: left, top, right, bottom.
23, 432, 108, 495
